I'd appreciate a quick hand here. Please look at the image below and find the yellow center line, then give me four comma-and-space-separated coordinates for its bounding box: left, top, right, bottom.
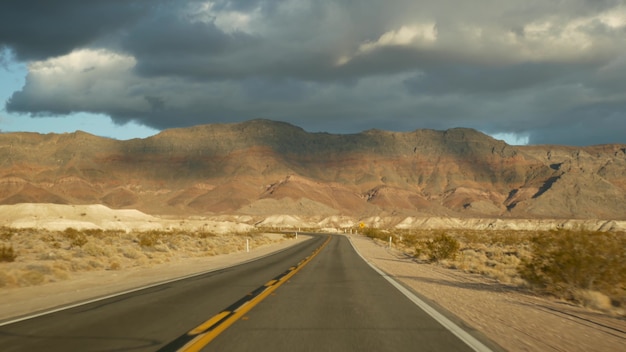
178, 236, 331, 352
264, 279, 278, 287
188, 311, 231, 336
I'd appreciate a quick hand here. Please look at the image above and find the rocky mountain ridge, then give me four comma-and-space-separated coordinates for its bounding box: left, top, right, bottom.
1, 119, 625, 220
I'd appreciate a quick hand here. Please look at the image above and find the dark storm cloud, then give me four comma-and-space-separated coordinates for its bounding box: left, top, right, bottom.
403, 63, 589, 96
528, 100, 626, 145
2, 0, 626, 145
0, 0, 154, 61
121, 11, 258, 78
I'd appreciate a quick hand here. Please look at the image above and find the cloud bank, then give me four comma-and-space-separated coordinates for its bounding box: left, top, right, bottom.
2, 0, 626, 145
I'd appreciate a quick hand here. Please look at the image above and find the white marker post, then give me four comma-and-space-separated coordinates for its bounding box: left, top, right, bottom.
389, 236, 392, 249
246, 239, 250, 253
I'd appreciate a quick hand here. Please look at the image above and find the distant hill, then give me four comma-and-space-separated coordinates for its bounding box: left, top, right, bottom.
1, 119, 625, 219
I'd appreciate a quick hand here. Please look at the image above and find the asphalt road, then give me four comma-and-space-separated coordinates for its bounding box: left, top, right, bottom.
0, 235, 484, 351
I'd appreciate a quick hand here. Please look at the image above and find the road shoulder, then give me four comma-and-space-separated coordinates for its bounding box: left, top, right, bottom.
347, 233, 626, 352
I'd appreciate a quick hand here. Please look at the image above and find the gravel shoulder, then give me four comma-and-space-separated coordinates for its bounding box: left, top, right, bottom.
348, 233, 626, 352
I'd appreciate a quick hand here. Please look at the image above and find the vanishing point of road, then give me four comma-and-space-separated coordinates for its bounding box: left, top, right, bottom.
0, 234, 496, 351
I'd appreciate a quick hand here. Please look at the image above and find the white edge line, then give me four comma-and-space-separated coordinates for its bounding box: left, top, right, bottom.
0, 236, 313, 327
346, 234, 494, 352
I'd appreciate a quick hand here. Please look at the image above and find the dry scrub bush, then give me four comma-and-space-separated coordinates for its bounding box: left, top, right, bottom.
0, 244, 17, 262
0, 227, 288, 289
138, 231, 161, 248
369, 228, 626, 312
382, 230, 532, 286
82, 241, 114, 257
138, 230, 207, 249
399, 234, 420, 247
0, 227, 15, 240
198, 231, 217, 238
362, 227, 390, 241
0, 271, 17, 287
19, 270, 45, 286
63, 228, 88, 248
83, 229, 106, 238
573, 289, 615, 312
518, 230, 626, 308
120, 247, 144, 259
109, 261, 122, 270
415, 232, 460, 262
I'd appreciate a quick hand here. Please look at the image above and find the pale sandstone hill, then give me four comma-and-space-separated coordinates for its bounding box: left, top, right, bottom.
0, 119, 624, 219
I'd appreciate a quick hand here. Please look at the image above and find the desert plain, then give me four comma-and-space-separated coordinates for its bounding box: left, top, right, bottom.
0, 203, 624, 351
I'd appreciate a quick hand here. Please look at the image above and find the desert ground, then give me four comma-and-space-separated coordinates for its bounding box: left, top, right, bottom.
1, 204, 624, 351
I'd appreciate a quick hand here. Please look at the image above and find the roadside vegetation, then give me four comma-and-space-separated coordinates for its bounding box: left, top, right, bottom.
362, 227, 626, 315
0, 227, 289, 289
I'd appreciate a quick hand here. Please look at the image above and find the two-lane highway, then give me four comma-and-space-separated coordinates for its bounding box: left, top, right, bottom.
0, 235, 492, 351
202, 235, 480, 351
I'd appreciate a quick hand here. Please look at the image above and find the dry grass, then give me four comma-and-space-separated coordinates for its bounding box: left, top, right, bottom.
0, 244, 17, 262
0, 227, 287, 289
378, 228, 625, 315
518, 230, 625, 309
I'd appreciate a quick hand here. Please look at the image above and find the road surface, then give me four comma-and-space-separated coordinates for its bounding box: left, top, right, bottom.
0, 234, 489, 351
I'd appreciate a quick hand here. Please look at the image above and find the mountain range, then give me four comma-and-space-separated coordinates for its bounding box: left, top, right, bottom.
1, 119, 625, 220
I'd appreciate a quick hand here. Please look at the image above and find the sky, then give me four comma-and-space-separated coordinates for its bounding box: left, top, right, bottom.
1, 0, 626, 145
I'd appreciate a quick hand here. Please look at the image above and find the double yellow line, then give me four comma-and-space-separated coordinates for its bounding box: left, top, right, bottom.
169, 236, 330, 352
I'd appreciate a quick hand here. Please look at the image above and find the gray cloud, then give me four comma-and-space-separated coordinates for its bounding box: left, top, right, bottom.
528, 101, 626, 145
0, 0, 153, 60
2, 0, 626, 145
403, 62, 595, 96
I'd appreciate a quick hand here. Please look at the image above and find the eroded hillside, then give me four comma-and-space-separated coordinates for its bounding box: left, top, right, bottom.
1, 119, 625, 219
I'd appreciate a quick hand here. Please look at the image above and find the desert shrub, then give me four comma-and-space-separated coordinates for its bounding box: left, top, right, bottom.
0, 227, 15, 240
27, 264, 52, 275
487, 231, 530, 247
138, 231, 161, 248
83, 229, 105, 238
20, 270, 45, 286
82, 241, 113, 257
415, 232, 460, 262
456, 230, 487, 245
51, 265, 70, 280
109, 261, 122, 270
120, 247, 143, 259
41, 233, 56, 243
197, 231, 217, 238
399, 233, 420, 247
518, 230, 626, 300
0, 244, 17, 262
153, 243, 170, 252
88, 260, 104, 269
0, 271, 17, 287
62, 228, 88, 247
573, 290, 614, 312
362, 227, 389, 241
